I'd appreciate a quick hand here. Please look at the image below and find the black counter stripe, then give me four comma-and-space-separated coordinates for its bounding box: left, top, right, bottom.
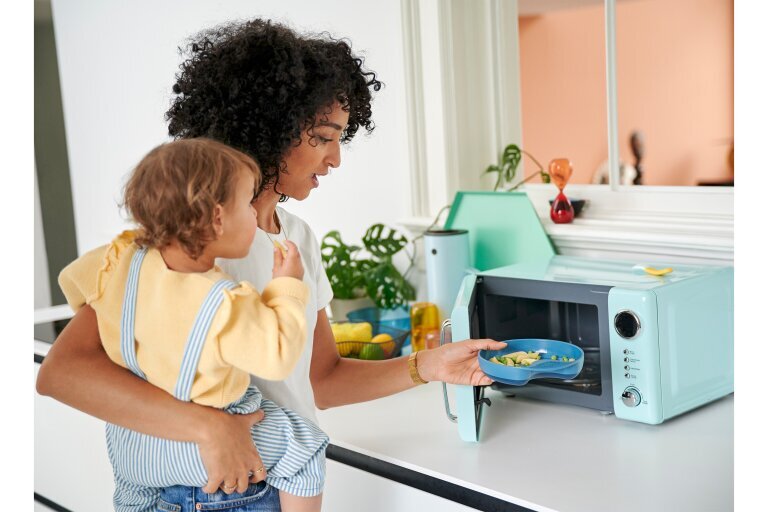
326, 444, 533, 512
34, 493, 73, 512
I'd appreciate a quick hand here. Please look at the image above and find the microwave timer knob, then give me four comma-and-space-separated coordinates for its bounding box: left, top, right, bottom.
614, 310, 641, 339
621, 387, 642, 407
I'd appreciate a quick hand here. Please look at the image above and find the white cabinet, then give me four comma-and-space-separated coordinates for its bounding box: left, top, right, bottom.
34, 363, 115, 511
323, 459, 475, 512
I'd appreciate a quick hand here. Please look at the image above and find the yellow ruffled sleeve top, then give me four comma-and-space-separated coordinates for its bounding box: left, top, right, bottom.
58, 231, 310, 408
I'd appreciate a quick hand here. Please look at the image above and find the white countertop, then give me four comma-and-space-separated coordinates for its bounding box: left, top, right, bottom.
317, 383, 733, 512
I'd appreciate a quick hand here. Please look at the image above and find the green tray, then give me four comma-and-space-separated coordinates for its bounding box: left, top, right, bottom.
443, 191, 555, 271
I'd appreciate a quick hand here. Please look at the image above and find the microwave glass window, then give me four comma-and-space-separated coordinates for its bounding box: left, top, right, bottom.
483, 295, 600, 347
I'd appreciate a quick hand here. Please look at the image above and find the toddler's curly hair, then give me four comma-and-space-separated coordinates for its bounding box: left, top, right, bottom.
123, 138, 261, 259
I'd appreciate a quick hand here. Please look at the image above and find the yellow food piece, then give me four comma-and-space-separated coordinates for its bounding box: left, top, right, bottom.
507, 351, 528, 363
371, 333, 393, 344
643, 266, 673, 276
272, 240, 287, 257
520, 358, 538, 366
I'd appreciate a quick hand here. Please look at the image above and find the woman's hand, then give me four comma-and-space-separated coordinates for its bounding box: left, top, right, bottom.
416, 339, 508, 386
199, 409, 268, 494
272, 240, 304, 281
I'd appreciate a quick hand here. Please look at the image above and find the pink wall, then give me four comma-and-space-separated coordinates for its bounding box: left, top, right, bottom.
518, 0, 733, 186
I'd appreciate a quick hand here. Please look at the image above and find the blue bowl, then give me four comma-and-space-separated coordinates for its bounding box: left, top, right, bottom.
347, 306, 411, 346
479, 338, 585, 386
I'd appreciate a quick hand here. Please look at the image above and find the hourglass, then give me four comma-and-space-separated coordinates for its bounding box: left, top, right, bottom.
549, 158, 575, 224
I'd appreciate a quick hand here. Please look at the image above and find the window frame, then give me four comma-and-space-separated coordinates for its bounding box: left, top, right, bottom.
397, 0, 732, 264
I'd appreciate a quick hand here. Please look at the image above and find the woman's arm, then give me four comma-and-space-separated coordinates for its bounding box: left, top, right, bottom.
309, 309, 506, 409
36, 305, 265, 493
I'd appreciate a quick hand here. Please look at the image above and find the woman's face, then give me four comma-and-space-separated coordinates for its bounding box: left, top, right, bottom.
278, 102, 350, 200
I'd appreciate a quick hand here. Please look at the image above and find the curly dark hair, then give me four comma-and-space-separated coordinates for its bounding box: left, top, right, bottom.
166, 19, 382, 197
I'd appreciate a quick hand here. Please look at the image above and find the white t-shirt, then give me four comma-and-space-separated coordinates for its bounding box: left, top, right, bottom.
217, 207, 333, 425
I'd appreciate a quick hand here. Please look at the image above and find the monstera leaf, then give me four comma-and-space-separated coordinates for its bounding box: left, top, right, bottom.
362, 224, 408, 258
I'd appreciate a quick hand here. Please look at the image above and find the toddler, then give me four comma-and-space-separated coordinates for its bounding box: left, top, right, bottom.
59, 138, 327, 512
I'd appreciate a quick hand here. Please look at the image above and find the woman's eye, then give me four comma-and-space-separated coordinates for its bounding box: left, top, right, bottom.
318, 136, 333, 144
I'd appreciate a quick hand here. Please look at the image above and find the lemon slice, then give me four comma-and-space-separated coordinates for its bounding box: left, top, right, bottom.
643, 266, 673, 276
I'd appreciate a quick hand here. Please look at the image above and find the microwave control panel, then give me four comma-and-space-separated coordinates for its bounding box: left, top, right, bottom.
608, 288, 663, 424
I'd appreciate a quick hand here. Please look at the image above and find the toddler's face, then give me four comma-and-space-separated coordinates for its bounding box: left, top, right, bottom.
218, 167, 259, 258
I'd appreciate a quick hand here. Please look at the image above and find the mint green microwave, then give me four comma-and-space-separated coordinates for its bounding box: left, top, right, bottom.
447, 256, 734, 442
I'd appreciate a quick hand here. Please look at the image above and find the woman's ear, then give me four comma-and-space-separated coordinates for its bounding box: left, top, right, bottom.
212, 204, 225, 237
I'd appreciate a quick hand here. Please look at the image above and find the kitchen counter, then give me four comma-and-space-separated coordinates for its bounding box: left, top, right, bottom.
317, 383, 733, 512
33, 308, 733, 511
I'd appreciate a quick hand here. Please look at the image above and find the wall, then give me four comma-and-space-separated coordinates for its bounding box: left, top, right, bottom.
51, 0, 411, 257
518, 0, 733, 186
35, 11, 78, 306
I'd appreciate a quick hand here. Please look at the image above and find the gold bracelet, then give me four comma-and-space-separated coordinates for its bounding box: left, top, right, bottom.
408, 351, 428, 385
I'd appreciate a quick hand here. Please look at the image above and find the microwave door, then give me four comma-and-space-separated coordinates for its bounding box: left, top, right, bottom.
449, 274, 490, 442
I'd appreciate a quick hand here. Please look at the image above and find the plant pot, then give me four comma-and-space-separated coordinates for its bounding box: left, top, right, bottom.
328, 297, 375, 322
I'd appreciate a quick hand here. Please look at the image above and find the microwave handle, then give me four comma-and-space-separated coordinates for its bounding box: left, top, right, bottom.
440, 319, 458, 423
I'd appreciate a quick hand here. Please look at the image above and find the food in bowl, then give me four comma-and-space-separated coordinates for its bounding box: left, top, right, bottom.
490, 351, 575, 367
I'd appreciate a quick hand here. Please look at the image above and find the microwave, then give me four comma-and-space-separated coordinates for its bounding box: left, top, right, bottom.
445, 255, 733, 442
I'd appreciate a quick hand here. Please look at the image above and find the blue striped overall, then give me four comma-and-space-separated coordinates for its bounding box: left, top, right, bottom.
107, 248, 328, 512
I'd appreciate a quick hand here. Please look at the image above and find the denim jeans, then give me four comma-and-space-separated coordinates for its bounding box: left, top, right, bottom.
157, 482, 281, 512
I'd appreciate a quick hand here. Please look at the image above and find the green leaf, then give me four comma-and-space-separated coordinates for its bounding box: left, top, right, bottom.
362, 262, 416, 309
362, 224, 409, 259
320, 231, 365, 299
500, 144, 522, 184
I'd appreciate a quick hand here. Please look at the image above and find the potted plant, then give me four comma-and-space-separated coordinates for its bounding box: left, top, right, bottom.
321, 223, 416, 321
483, 143, 551, 191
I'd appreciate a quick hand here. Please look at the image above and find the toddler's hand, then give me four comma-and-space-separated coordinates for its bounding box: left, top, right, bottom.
272, 240, 304, 281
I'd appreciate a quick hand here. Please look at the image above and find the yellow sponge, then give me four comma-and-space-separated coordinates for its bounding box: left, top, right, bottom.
331, 322, 373, 342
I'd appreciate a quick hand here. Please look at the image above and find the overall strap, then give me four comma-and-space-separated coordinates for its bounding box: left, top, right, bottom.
173, 278, 238, 402
120, 247, 148, 379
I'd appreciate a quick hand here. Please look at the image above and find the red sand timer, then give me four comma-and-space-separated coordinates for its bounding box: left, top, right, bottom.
549, 158, 575, 224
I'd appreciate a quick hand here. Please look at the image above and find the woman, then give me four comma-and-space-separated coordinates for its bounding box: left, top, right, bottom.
36, 18, 505, 510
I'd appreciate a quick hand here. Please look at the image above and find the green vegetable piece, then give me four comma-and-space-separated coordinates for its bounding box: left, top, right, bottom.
551, 355, 557, 360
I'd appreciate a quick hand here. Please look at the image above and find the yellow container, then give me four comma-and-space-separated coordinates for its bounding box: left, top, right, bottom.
410, 302, 440, 352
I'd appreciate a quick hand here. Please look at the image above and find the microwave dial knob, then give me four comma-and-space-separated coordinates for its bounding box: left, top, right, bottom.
614, 310, 641, 339
621, 387, 641, 407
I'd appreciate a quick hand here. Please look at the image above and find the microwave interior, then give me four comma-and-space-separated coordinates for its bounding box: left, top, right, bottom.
472, 277, 613, 404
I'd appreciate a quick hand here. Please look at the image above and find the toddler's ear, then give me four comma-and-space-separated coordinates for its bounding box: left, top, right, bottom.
212, 204, 225, 236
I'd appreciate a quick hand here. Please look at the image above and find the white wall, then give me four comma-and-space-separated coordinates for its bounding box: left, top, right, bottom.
51, 0, 412, 254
